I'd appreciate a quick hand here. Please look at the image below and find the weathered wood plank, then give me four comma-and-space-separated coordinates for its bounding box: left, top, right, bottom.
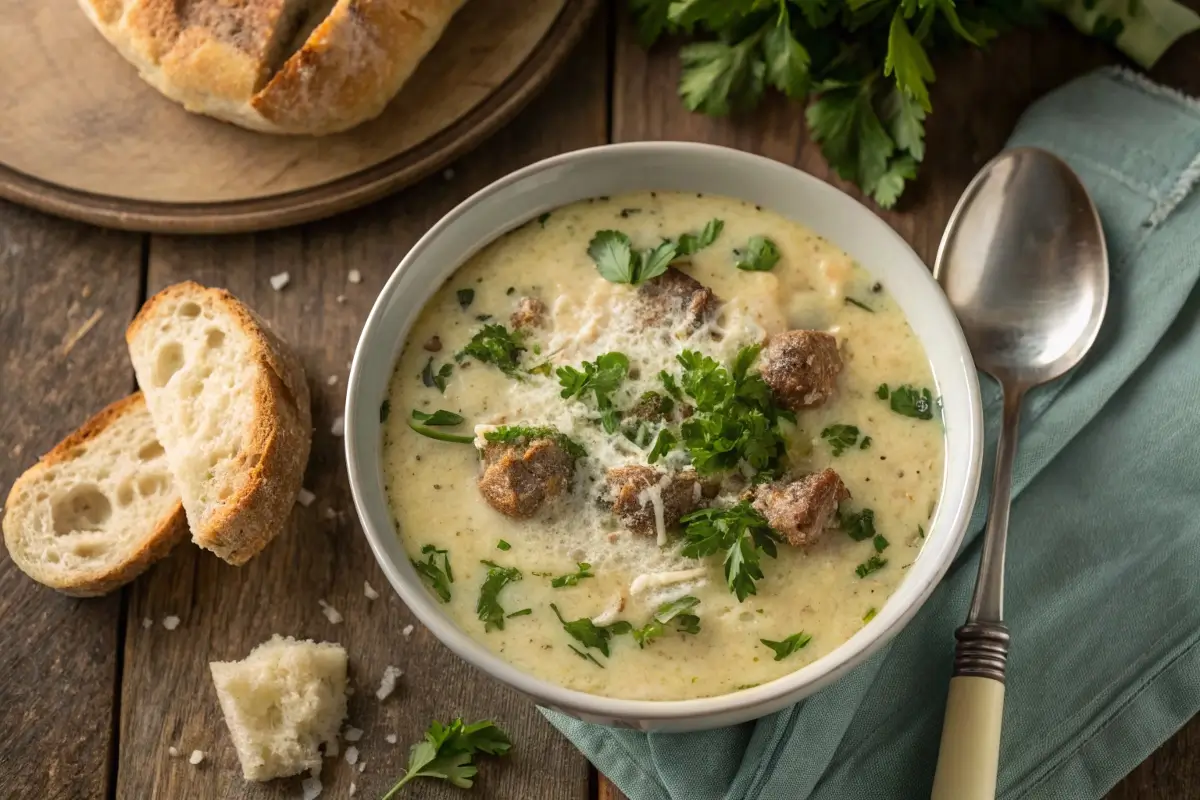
608, 7, 1200, 800
113, 21, 609, 800
0, 201, 144, 799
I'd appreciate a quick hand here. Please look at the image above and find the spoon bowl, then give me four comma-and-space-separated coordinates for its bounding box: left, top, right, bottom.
935, 147, 1109, 388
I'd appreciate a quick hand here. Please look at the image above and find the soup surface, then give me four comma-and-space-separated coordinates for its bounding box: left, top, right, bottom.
382, 192, 943, 701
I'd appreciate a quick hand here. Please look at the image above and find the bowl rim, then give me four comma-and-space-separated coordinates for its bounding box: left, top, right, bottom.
346, 141, 984, 725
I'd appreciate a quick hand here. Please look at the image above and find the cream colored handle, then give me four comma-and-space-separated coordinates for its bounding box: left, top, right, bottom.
930, 675, 1005, 800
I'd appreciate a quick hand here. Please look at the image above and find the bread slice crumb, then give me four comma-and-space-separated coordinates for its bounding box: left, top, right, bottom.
326, 375, 338, 386
163, 615, 181, 630
168, 746, 180, 757
363, 581, 378, 600
336, 295, 346, 304
349, 782, 357, 796
343, 726, 362, 742
402, 624, 414, 638
270, 272, 291, 291
345, 745, 359, 765
297, 488, 316, 508
142, 618, 153, 629
330, 417, 345, 437
347, 270, 362, 284
385, 733, 397, 744
301, 774, 322, 800
209, 635, 347, 782
376, 665, 403, 701
358, 760, 366, 773
189, 750, 204, 765
318, 599, 342, 624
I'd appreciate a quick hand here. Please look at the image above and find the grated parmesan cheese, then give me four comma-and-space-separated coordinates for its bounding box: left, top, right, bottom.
317, 600, 343, 624
269, 272, 290, 291
345, 746, 359, 766
297, 488, 316, 507
363, 581, 379, 600
188, 750, 204, 765
630, 568, 708, 595
162, 616, 180, 630
343, 726, 363, 742
376, 665, 403, 700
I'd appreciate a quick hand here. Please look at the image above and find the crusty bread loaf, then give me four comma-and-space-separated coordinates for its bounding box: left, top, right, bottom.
210, 635, 348, 781
126, 282, 312, 565
2, 393, 187, 597
77, 0, 466, 135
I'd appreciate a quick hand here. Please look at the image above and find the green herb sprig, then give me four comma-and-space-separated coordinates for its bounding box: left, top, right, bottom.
382, 718, 511, 796
412, 544, 454, 602
408, 409, 474, 444
457, 324, 525, 377
760, 631, 813, 661
478, 560, 523, 632
550, 603, 632, 658
557, 352, 630, 433
550, 562, 595, 588
681, 502, 780, 601
632, 596, 702, 647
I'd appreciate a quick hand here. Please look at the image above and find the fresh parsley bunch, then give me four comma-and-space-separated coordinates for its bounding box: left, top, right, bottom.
629, 0, 1041, 207
383, 718, 512, 796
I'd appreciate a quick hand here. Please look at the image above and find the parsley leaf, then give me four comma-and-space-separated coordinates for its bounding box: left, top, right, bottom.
408, 409, 474, 444
633, 595, 702, 647
876, 383, 890, 399
863, 607, 878, 623
411, 544, 454, 602
477, 560, 523, 632
681, 502, 780, 601
844, 297, 874, 312
629, 0, 672, 45
421, 358, 454, 393
496, 540, 511, 551
884, 12, 935, 112
873, 533, 890, 553
764, 18, 810, 98
856, 554, 888, 578
735, 236, 781, 271
887, 384, 935, 419
412, 409, 465, 426
483, 425, 587, 459
550, 603, 631, 657
456, 288, 475, 310
557, 352, 630, 433
550, 562, 595, 588
660, 370, 683, 401
380, 400, 391, 422
679, 36, 766, 116
457, 324, 525, 377
841, 508, 876, 542
807, 80, 896, 207
820, 424, 861, 456
676, 218, 725, 256
647, 429, 677, 464
760, 631, 813, 661
382, 718, 512, 796
587, 231, 680, 286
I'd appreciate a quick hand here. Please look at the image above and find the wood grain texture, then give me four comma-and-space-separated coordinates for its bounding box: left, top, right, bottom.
0, 0, 599, 233
0, 200, 144, 799
113, 19, 609, 800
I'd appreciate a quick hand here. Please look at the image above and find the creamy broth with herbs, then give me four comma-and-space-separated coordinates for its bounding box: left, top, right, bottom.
381, 192, 943, 701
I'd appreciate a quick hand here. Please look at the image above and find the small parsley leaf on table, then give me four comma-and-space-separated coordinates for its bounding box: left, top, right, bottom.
382, 718, 512, 797
477, 560, 523, 632
760, 631, 813, 661
681, 502, 780, 601
411, 544, 454, 602
550, 562, 595, 588
734, 236, 781, 271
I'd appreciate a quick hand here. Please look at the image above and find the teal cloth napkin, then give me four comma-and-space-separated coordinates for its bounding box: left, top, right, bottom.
544, 66, 1200, 800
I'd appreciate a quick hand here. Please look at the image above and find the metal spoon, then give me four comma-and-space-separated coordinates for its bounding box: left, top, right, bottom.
929, 147, 1109, 800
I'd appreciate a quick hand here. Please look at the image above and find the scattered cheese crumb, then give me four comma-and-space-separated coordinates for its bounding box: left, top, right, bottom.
402, 624, 414, 638
142, 618, 152, 629
345, 746, 359, 766
269, 271, 291, 291
318, 599, 343, 625
297, 488, 316, 507
344, 726, 363, 742
376, 665, 403, 701
349, 783, 357, 797
188, 750, 204, 765
443, 168, 455, 180
168, 746, 180, 757
324, 507, 338, 520
336, 294, 346, 304
331, 416, 345, 437
162, 616, 180, 631
358, 761, 366, 773
326, 375, 338, 386
363, 582, 379, 600
301, 774, 323, 800
385, 734, 397, 744
348, 269, 362, 284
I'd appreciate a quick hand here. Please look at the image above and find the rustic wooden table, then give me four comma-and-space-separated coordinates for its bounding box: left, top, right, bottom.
4, 6, 1200, 799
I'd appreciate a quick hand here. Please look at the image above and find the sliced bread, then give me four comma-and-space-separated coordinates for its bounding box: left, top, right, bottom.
2, 393, 187, 597
126, 282, 312, 565
210, 635, 348, 781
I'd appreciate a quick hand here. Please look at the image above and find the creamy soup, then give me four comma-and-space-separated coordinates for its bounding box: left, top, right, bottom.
382, 192, 943, 701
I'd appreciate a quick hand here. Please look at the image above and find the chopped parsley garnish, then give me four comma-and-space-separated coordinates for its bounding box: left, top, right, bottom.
496, 540, 511, 551
859, 436, 872, 450
918, 523, 926, 539
380, 399, 391, 422
483, 426, 587, 459
411, 544, 453, 602
421, 358, 454, 392
647, 429, 677, 464
659, 370, 683, 401
457, 324, 525, 377
556, 352, 629, 433
477, 560, 522, 632
760, 631, 813, 661
735, 236, 781, 272
382, 718, 511, 796
844, 296, 874, 312
408, 409, 474, 444
863, 607, 878, 623
550, 603, 631, 658
505, 608, 532, 618
873, 534, 890, 553
840, 508, 876, 542
879, 383, 935, 419
456, 288, 475, 309
537, 212, 551, 227
676, 345, 788, 476
856, 554, 888, 578
820, 424, 861, 456
568, 645, 605, 668
675, 218, 724, 256
588, 230, 677, 286
681, 502, 780, 601
550, 562, 594, 588
632, 596, 701, 647
527, 361, 554, 377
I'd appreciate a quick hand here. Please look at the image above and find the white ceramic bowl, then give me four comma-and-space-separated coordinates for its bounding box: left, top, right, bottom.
345, 142, 983, 732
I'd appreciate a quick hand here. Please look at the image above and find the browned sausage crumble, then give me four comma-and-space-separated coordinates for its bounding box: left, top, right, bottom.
605, 466, 706, 536
478, 437, 575, 518
510, 296, 547, 330
750, 468, 849, 547
760, 330, 843, 410
636, 266, 717, 329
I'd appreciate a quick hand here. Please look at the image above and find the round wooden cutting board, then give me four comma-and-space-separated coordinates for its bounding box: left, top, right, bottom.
0, 0, 598, 233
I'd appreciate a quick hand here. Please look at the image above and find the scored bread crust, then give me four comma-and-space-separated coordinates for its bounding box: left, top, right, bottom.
77, 0, 466, 135
127, 282, 312, 566
2, 393, 188, 597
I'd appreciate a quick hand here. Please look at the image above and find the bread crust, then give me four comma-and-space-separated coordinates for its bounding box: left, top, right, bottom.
77, 0, 465, 135
126, 282, 312, 566
2, 393, 188, 597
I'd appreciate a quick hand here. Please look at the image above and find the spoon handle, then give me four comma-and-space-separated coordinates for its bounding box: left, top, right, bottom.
930, 386, 1022, 800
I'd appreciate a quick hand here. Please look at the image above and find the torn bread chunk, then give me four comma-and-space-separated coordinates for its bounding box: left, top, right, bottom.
209, 635, 347, 782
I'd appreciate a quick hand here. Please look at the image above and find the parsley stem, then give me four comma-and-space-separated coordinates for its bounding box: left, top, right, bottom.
407, 420, 475, 444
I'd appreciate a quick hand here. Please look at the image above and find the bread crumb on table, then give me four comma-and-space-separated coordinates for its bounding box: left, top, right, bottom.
269, 272, 291, 291
385, 733, 397, 744
358, 761, 366, 773
142, 618, 153, 629
347, 269, 362, 284
326, 375, 338, 386
402, 624, 414, 638
297, 488, 316, 507
363, 581, 379, 600
189, 750, 204, 765
331, 416, 345, 437
162, 616, 181, 631
345, 745, 359, 766
168, 746, 180, 757
301, 774, 323, 800
349, 783, 357, 797
376, 665, 403, 701
324, 507, 338, 520
343, 726, 363, 742
336, 294, 346, 304
318, 599, 343, 625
